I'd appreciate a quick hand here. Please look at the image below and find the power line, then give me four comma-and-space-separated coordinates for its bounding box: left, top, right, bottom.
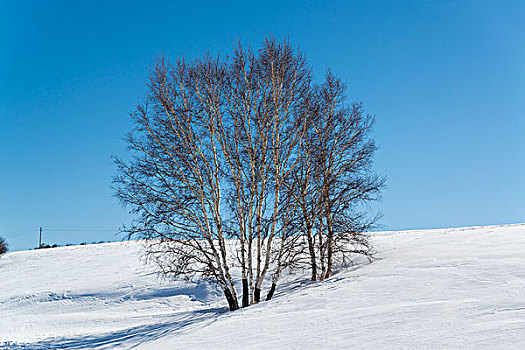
45, 229, 118, 232
2, 226, 120, 241
3, 230, 36, 239
2, 227, 36, 235
46, 226, 118, 230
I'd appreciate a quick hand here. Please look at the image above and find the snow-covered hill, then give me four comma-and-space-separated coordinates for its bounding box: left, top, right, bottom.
1, 224, 525, 349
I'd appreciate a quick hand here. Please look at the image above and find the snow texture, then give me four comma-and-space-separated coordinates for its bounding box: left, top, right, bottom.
1, 224, 524, 349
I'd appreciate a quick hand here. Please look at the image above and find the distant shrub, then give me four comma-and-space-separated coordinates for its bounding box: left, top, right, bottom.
37, 243, 61, 249
0, 237, 8, 256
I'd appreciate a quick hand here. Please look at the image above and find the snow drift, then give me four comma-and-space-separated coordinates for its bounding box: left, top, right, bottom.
1, 224, 524, 349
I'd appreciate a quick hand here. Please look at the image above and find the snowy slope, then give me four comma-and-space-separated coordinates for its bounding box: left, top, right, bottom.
1, 224, 525, 349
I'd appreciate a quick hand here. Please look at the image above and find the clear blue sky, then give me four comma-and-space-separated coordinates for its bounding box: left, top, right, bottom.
1, 0, 524, 251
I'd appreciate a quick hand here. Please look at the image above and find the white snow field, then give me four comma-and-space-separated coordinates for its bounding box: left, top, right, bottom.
1, 224, 524, 349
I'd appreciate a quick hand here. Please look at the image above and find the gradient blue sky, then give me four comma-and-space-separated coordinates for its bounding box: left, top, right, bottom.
1, 0, 524, 251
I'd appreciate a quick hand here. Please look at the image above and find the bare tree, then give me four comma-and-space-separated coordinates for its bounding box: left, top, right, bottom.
114, 55, 243, 310
114, 38, 383, 310
0, 237, 7, 256
114, 38, 312, 309
292, 72, 385, 281
217, 39, 311, 304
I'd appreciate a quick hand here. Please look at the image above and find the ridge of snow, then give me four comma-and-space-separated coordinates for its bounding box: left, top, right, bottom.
2, 223, 525, 349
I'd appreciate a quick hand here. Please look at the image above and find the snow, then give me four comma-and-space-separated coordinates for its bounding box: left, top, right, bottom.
2, 224, 525, 349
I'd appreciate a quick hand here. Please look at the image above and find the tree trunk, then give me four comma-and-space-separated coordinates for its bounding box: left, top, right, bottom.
324, 210, 334, 280
306, 224, 317, 281
223, 287, 239, 311
242, 278, 250, 307
254, 287, 261, 303
318, 218, 326, 281
248, 237, 254, 305
265, 282, 276, 301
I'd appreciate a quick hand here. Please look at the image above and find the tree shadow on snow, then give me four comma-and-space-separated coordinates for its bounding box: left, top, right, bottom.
270, 257, 374, 300
3, 306, 226, 350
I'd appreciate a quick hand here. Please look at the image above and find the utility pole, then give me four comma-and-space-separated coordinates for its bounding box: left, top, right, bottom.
39, 227, 42, 248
